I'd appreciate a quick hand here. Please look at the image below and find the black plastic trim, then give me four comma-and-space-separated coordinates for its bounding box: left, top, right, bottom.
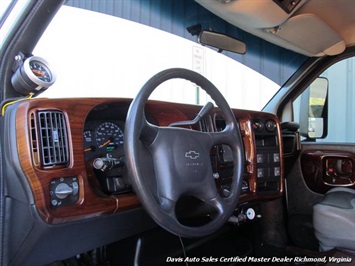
7, 204, 155, 266
0, 0, 65, 100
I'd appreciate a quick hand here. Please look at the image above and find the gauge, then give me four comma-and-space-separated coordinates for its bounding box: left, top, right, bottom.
252, 119, 264, 132
265, 120, 277, 132
96, 122, 124, 151
29, 60, 52, 82
84, 130, 93, 142
83, 130, 95, 152
11, 55, 56, 96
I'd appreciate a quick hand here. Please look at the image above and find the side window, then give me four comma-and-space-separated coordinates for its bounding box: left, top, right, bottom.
293, 56, 355, 143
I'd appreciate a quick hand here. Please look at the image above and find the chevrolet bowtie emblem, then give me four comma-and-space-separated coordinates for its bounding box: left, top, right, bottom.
185, 150, 200, 160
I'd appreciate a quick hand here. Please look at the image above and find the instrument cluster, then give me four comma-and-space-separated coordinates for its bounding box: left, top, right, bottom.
83, 120, 131, 195
83, 120, 125, 159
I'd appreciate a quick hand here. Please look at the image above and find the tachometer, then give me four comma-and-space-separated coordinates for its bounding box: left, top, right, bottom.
95, 122, 124, 151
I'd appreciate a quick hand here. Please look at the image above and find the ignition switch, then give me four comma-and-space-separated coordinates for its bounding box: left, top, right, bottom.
228, 207, 260, 225
246, 208, 256, 220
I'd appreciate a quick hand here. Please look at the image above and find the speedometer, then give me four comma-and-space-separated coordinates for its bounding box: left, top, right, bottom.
96, 122, 124, 151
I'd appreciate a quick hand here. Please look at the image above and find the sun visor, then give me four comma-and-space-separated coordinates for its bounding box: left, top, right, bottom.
195, 0, 305, 29
272, 14, 345, 56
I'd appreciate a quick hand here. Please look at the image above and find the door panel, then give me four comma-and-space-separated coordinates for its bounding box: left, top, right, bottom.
285, 143, 355, 250
287, 143, 355, 215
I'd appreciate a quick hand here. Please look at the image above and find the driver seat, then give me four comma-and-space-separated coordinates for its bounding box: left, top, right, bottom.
313, 187, 355, 252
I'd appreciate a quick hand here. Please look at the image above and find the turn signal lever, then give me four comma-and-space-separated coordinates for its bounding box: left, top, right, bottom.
168, 102, 214, 127
93, 154, 124, 172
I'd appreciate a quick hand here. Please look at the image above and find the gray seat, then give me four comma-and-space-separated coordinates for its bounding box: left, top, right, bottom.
313, 187, 355, 252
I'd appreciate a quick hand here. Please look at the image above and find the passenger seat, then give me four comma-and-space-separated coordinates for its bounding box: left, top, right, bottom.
313, 187, 355, 251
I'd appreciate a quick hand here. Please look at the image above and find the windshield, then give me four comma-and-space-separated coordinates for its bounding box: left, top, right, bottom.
0, 0, 29, 49
0, 1, 13, 23
34, 5, 280, 111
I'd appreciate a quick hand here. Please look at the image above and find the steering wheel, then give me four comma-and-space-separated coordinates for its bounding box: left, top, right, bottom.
124, 68, 244, 238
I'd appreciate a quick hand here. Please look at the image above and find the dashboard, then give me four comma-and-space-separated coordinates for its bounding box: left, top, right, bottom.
1, 97, 285, 265
10, 98, 284, 224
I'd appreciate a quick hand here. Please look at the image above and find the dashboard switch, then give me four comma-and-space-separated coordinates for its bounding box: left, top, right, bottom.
273, 153, 280, 162
257, 154, 264, 163
257, 168, 265, 178
55, 183, 73, 199
105, 177, 129, 193
72, 182, 79, 195
50, 177, 79, 207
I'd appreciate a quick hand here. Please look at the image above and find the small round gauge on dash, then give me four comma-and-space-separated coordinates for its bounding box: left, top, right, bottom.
252, 119, 264, 132
11, 56, 56, 96
28, 60, 52, 83
265, 120, 277, 132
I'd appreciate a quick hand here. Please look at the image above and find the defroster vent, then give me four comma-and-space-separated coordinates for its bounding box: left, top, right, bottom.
31, 110, 69, 167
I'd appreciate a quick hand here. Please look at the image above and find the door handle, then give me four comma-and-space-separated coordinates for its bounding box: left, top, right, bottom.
325, 157, 353, 185
326, 158, 352, 178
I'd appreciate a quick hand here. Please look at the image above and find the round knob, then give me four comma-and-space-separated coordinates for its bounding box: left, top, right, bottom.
93, 158, 105, 170
55, 183, 73, 199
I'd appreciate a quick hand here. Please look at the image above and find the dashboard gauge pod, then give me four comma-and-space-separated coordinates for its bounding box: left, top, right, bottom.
11, 56, 56, 96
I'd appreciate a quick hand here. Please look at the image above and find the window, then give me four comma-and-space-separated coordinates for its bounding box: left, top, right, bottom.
293, 56, 355, 143
33, 6, 278, 111
0, 1, 13, 23
0, 1, 29, 50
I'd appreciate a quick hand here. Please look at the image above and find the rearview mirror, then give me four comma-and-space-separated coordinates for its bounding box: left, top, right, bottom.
299, 77, 328, 139
198, 30, 246, 55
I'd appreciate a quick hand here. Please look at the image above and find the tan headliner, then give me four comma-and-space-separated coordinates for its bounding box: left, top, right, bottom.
195, 0, 355, 57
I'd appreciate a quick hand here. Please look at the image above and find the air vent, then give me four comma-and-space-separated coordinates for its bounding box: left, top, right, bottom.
30, 112, 39, 165
31, 110, 69, 167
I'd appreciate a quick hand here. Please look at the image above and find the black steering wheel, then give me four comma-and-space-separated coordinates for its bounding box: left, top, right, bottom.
124, 68, 244, 238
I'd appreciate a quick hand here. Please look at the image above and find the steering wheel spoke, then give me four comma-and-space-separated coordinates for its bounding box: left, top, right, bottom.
205, 195, 225, 214
138, 118, 159, 145
210, 123, 239, 146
